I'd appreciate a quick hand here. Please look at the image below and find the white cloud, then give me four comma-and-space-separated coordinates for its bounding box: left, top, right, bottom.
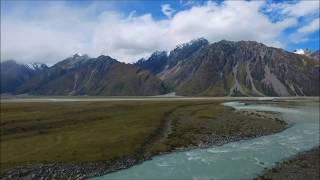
1, 1, 101, 64
279, 1, 319, 17
0, 0, 312, 64
161, 4, 175, 18
264, 1, 319, 18
298, 18, 320, 33
289, 18, 319, 43
265, 0, 320, 44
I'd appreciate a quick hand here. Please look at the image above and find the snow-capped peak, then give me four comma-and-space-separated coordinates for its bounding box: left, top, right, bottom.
293, 49, 305, 55
173, 38, 209, 51
25, 63, 47, 70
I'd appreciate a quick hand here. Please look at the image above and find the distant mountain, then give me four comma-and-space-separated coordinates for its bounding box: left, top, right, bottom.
135, 38, 209, 90
137, 39, 319, 96
293, 49, 308, 55
135, 51, 168, 75
2, 39, 319, 96
293, 49, 320, 61
1, 60, 48, 93
12, 54, 167, 96
310, 50, 320, 61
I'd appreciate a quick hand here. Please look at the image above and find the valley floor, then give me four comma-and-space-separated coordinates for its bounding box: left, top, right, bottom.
0, 98, 291, 179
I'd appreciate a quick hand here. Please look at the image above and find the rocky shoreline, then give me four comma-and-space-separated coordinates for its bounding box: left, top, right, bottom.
257, 147, 320, 180
1, 108, 287, 180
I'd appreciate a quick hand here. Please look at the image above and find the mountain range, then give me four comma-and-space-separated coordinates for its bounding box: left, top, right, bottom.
1, 55, 167, 96
293, 49, 320, 60
1, 38, 319, 96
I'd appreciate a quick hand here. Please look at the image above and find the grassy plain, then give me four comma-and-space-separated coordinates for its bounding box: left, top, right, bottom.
0, 99, 286, 175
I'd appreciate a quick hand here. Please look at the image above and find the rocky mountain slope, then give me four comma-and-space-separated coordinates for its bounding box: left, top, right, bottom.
310, 50, 320, 61
1, 60, 48, 93
293, 49, 320, 61
136, 39, 319, 96
1, 39, 319, 96
2, 55, 167, 96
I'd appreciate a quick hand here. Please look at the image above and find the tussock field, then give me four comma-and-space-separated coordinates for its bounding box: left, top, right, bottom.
0, 99, 286, 178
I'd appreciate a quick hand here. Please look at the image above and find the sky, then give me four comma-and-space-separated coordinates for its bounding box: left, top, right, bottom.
1, 0, 319, 64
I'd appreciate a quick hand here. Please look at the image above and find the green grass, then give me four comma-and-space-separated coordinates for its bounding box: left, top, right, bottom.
1, 100, 286, 173
1, 101, 180, 169
148, 101, 286, 153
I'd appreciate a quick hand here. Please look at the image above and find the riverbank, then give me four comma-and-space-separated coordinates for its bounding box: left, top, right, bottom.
257, 147, 319, 180
1, 100, 287, 179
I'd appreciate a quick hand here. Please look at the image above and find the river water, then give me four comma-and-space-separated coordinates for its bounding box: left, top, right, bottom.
93, 100, 319, 180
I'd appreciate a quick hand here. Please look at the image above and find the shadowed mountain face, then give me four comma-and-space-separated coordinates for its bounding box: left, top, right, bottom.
310, 50, 320, 61
136, 39, 319, 96
1, 60, 48, 93
135, 51, 168, 75
2, 55, 167, 96
135, 38, 209, 76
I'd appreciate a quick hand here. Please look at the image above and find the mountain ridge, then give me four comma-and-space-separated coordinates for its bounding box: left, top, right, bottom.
136, 39, 319, 96
1, 55, 167, 96
1, 39, 319, 96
